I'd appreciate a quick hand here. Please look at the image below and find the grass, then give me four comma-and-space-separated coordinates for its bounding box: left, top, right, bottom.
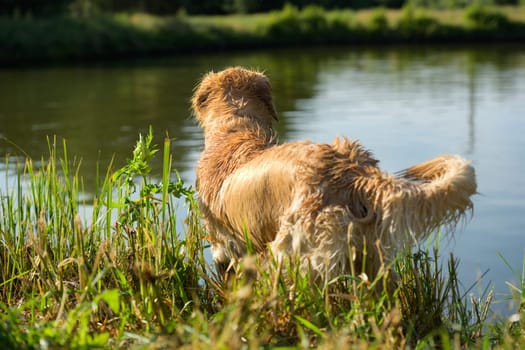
1, 128, 525, 349
1, 4, 525, 65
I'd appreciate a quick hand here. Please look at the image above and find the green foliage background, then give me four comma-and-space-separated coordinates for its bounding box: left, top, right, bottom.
1, 0, 523, 17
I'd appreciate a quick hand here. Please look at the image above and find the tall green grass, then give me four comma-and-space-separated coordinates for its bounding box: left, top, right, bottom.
1, 129, 525, 349
0, 129, 212, 348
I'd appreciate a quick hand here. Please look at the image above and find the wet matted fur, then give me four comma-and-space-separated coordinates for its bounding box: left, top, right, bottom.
193, 67, 476, 281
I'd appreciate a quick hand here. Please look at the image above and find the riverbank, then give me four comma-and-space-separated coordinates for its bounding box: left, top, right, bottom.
1, 4, 525, 66
1, 131, 524, 349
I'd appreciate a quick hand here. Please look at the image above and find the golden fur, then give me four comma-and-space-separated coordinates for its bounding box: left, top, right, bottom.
193, 67, 477, 281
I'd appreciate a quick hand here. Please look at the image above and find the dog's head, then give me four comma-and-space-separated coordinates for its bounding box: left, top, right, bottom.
192, 67, 278, 129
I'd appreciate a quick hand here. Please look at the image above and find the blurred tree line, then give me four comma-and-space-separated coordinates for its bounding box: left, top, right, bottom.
0, 0, 520, 17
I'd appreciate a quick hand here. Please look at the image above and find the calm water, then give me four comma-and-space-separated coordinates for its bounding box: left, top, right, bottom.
1, 45, 525, 313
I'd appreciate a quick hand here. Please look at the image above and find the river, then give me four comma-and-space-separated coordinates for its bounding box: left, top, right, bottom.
1, 44, 524, 314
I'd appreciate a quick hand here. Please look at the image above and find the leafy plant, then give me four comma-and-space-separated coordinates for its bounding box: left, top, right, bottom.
368, 7, 389, 33
465, 4, 510, 30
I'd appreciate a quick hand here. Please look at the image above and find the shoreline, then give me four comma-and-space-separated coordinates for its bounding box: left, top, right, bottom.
1, 4, 525, 66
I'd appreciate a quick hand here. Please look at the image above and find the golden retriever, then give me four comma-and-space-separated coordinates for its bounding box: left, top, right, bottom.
193, 67, 476, 282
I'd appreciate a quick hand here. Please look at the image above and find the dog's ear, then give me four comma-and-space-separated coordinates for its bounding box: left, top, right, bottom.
254, 76, 278, 121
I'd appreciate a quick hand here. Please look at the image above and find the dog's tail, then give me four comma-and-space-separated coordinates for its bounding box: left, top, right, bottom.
352, 155, 477, 247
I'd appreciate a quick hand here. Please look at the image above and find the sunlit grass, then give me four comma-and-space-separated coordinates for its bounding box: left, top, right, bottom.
1, 129, 525, 348
185, 6, 525, 29
346, 5, 525, 24
188, 13, 271, 31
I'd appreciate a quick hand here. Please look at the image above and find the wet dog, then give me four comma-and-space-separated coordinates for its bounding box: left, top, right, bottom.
193, 67, 476, 282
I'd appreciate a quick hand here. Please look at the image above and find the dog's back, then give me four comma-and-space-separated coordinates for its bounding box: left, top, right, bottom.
193, 67, 476, 281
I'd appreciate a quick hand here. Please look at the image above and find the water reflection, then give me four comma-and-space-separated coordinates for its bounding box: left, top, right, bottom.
1, 45, 525, 313
0, 49, 330, 192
